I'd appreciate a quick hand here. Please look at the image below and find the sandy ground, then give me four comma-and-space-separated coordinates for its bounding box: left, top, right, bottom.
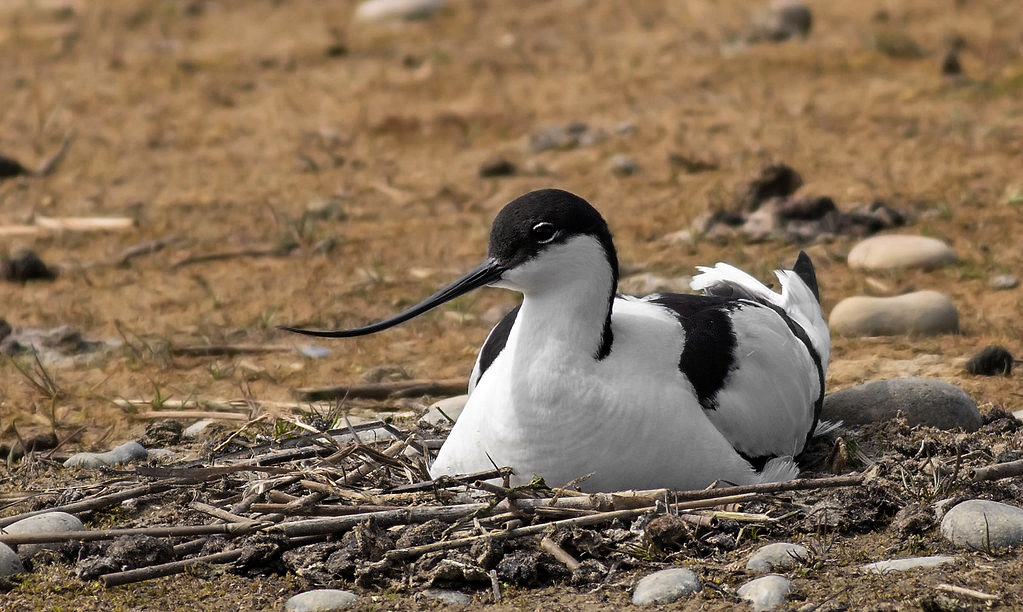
2, 0, 1023, 609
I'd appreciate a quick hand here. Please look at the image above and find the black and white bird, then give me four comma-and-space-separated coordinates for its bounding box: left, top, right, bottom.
281, 189, 830, 492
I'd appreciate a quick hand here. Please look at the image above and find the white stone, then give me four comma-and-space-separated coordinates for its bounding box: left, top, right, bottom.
941, 500, 1023, 551
182, 419, 215, 438
862, 555, 957, 573
822, 377, 981, 431
354, 0, 444, 22
746, 542, 808, 573
829, 291, 958, 337
847, 234, 956, 270
284, 589, 359, 611
4, 511, 84, 559
419, 395, 468, 428
737, 575, 792, 611
64, 441, 148, 468
632, 567, 701, 606
989, 274, 1019, 290
0, 543, 24, 577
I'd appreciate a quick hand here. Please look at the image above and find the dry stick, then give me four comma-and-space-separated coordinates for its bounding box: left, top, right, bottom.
969, 459, 1023, 482
275, 504, 490, 538
540, 536, 581, 571
669, 473, 864, 502
294, 378, 466, 402
108, 235, 182, 266
388, 467, 514, 493
337, 438, 409, 486
189, 501, 255, 524
171, 246, 294, 269
0, 521, 268, 546
0, 481, 178, 528
247, 503, 399, 516
169, 344, 294, 357
935, 583, 1000, 602
102, 549, 244, 588
385, 507, 652, 562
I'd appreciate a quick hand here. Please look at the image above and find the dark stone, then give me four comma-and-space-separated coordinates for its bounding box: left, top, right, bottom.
892, 503, 936, 536
0, 155, 29, 179
738, 164, 803, 211
966, 345, 1013, 376
940, 50, 963, 76
822, 378, 982, 432
138, 420, 183, 447
78, 536, 173, 580
479, 157, 516, 178
0, 319, 11, 342
1, 249, 56, 283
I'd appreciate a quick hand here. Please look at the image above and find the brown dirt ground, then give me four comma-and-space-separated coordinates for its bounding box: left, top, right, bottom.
2, 0, 1023, 609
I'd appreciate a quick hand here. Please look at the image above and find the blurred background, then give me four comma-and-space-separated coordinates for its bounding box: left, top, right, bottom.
1, 0, 1021, 448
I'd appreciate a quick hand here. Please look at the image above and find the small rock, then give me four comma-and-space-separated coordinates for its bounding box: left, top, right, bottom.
966, 345, 1013, 376
0, 318, 10, 342
940, 49, 963, 76
847, 234, 956, 270
298, 345, 332, 359
1, 248, 56, 282
305, 198, 347, 221
828, 291, 958, 337
746, 542, 808, 573
862, 555, 956, 573
609, 154, 639, 176
822, 378, 981, 432
892, 503, 936, 536
737, 164, 803, 212
354, 0, 444, 22
419, 395, 468, 428
182, 419, 215, 439
64, 441, 149, 468
751, 1, 812, 42
989, 274, 1019, 290
0, 154, 30, 179
285, 589, 359, 611
631, 567, 701, 606
420, 589, 471, 605
941, 500, 1023, 551
528, 121, 604, 152
737, 575, 793, 611
0, 543, 25, 576
479, 157, 516, 178
4, 512, 84, 560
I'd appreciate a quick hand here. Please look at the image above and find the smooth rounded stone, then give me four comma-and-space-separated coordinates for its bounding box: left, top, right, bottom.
609, 154, 639, 176
5, 511, 84, 559
988, 274, 1019, 290
847, 234, 956, 270
354, 0, 444, 21
0, 543, 25, 577
862, 555, 957, 574
941, 500, 1023, 551
284, 589, 359, 611
829, 291, 958, 337
746, 542, 808, 573
631, 567, 701, 606
420, 589, 471, 605
822, 377, 981, 431
63, 441, 148, 468
966, 345, 1013, 376
182, 419, 215, 438
418, 394, 468, 428
737, 575, 792, 611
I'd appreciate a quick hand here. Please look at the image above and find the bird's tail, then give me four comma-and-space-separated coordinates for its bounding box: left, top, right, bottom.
690, 252, 830, 372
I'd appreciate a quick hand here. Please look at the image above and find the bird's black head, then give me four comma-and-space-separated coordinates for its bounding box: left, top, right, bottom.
488, 189, 618, 276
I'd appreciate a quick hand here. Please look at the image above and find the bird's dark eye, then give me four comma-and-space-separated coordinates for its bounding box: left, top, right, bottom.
531, 222, 557, 243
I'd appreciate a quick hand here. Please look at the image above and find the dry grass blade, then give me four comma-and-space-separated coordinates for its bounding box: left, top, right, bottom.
7, 352, 64, 400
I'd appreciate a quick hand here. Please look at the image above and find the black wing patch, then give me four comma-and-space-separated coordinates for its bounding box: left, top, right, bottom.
647, 294, 740, 411
475, 303, 520, 384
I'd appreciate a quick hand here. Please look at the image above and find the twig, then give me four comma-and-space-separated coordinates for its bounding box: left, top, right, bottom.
935, 583, 1000, 601
387, 467, 514, 493
385, 507, 653, 562
34, 133, 74, 177
670, 473, 865, 502
106, 235, 183, 266
969, 459, 1023, 482
489, 569, 502, 603
102, 549, 244, 588
188, 502, 255, 524
171, 246, 295, 269
293, 379, 466, 401
0, 481, 178, 528
0, 521, 268, 546
540, 536, 581, 571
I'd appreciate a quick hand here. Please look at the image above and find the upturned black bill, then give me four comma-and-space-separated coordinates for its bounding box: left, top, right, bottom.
278, 258, 506, 338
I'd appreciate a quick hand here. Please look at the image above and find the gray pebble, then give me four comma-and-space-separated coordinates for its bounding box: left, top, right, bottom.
631, 567, 701, 606
0, 543, 25, 577
989, 274, 1019, 290
822, 377, 981, 431
4, 511, 84, 559
609, 154, 639, 176
284, 589, 359, 611
751, 1, 813, 42
298, 345, 331, 359
941, 500, 1023, 551
847, 234, 956, 270
418, 395, 468, 428
862, 555, 956, 573
182, 419, 215, 439
420, 589, 471, 605
746, 542, 808, 573
354, 0, 444, 22
829, 291, 958, 337
64, 441, 149, 468
737, 575, 793, 611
